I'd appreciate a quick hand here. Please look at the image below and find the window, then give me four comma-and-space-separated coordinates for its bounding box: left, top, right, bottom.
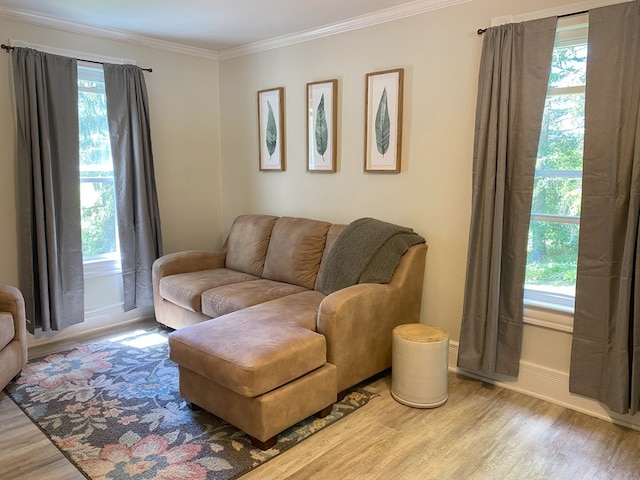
78, 64, 121, 277
524, 15, 588, 330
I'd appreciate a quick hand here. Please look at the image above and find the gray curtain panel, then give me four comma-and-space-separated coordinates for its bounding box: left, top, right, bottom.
457, 18, 556, 378
103, 63, 163, 311
12, 47, 85, 333
570, 1, 640, 415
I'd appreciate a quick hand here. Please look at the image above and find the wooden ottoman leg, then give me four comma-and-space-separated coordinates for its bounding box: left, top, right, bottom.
249, 435, 278, 450
314, 405, 333, 418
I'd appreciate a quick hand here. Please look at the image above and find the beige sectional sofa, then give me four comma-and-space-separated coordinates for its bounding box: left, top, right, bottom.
153, 214, 427, 449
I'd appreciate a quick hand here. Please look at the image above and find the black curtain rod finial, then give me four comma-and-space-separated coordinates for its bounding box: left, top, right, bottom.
477, 28, 487, 35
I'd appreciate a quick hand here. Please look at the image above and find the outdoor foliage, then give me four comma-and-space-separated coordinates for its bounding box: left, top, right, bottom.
78, 79, 117, 258
525, 43, 587, 291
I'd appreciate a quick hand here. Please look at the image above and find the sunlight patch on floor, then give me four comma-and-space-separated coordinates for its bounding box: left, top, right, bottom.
108, 329, 167, 348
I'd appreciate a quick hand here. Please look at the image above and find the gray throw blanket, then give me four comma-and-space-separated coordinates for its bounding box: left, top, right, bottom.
318, 217, 426, 295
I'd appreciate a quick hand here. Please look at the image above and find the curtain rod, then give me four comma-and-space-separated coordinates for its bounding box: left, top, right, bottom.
0, 43, 152, 72
477, 9, 589, 35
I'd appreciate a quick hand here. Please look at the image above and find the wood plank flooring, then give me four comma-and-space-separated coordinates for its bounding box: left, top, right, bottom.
243, 374, 640, 480
1, 326, 639, 479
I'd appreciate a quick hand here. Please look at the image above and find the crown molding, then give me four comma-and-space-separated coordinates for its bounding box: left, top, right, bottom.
217, 0, 474, 60
0, 7, 218, 60
0, 0, 473, 63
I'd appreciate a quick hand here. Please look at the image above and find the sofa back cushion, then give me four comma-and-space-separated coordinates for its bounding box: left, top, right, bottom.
262, 217, 331, 289
314, 223, 347, 290
225, 214, 279, 277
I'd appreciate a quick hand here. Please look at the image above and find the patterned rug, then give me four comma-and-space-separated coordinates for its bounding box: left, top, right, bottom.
5, 328, 376, 480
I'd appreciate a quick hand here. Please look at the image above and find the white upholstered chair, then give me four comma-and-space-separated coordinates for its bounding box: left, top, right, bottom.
0, 285, 28, 390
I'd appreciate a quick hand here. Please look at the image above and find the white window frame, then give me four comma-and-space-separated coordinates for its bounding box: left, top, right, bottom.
78, 63, 121, 278
523, 15, 588, 333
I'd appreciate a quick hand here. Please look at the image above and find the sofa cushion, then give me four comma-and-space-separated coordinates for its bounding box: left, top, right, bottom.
262, 217, 331, 289
225, 214, 279, 277
0, 312, 15, 351
201, 279, 307, 318
209, 290, 326, 331
160, 268, 259, 312
169, 317, 327, 398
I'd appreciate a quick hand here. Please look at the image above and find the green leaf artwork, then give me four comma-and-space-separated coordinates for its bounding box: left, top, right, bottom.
314, 93, 328, 160
375, 87, 391, 156
266, 100, 278, 159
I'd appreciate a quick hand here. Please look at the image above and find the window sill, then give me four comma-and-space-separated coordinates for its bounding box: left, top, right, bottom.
83, 257, 122, 278
523, 302, 574, 333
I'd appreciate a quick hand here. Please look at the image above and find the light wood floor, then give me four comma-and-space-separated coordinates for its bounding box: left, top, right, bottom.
1, 327, 639, 480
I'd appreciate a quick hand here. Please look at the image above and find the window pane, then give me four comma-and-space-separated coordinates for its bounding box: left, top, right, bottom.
525, 220, 579, 294
548, 44, 587, 89
537, 92, 584, 171
524, 16, 587, 318
81, 180, 117, 256
78, 87, 112, 172
531, 177, 581, 217
78, 67, 118, 261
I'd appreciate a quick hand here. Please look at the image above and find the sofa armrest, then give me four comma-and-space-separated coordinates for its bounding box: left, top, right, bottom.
317, 243, 427, 392
0, 284, 28, 366
153, 250, 227, 279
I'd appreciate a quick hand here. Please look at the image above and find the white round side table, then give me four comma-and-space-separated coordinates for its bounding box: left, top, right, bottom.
391, 323, 449, 408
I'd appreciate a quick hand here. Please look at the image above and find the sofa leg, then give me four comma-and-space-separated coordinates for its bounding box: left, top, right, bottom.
186, 402, 202, 411
314, 405, 333, 418
249, 434, 277, 450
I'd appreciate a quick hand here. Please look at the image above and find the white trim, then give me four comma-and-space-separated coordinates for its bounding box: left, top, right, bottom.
448, 340, 640, 431
83, 257, 122, 278
0, 7, 217, 60
27, 306, 155, 348
84, 302, 125, 322
218, 0, 474, 60
490, 0, 630, 26
523, 305, 574, 333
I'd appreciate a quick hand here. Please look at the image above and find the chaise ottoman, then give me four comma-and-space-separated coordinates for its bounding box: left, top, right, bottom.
168, 313, 337, 449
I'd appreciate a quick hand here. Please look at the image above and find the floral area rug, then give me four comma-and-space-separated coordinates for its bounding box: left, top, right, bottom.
5, 328, 376, 480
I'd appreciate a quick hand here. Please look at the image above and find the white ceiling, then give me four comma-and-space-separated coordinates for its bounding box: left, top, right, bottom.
0, 0, 432, 52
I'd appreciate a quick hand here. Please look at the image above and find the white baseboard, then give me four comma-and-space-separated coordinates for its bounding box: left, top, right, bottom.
27, 305, 156, 349
448, 340, 640, 431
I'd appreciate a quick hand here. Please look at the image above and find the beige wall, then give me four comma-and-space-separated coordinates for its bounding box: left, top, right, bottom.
218, 0, 581, 373
0, 17, 224, 284
0, 0, 595, 379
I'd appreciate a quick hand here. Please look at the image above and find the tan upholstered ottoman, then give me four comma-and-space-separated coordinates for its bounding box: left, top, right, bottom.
168, 315, 337, 449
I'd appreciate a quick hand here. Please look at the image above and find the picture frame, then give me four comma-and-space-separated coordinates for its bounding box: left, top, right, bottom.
364, 68, 404, 173
257, 87, 286, 171
307, 79, 338, 172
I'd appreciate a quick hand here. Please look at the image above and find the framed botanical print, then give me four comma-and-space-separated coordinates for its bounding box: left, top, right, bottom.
307, 79, 338, 172
364, 68, 404, 173
257, 87, 286, 171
